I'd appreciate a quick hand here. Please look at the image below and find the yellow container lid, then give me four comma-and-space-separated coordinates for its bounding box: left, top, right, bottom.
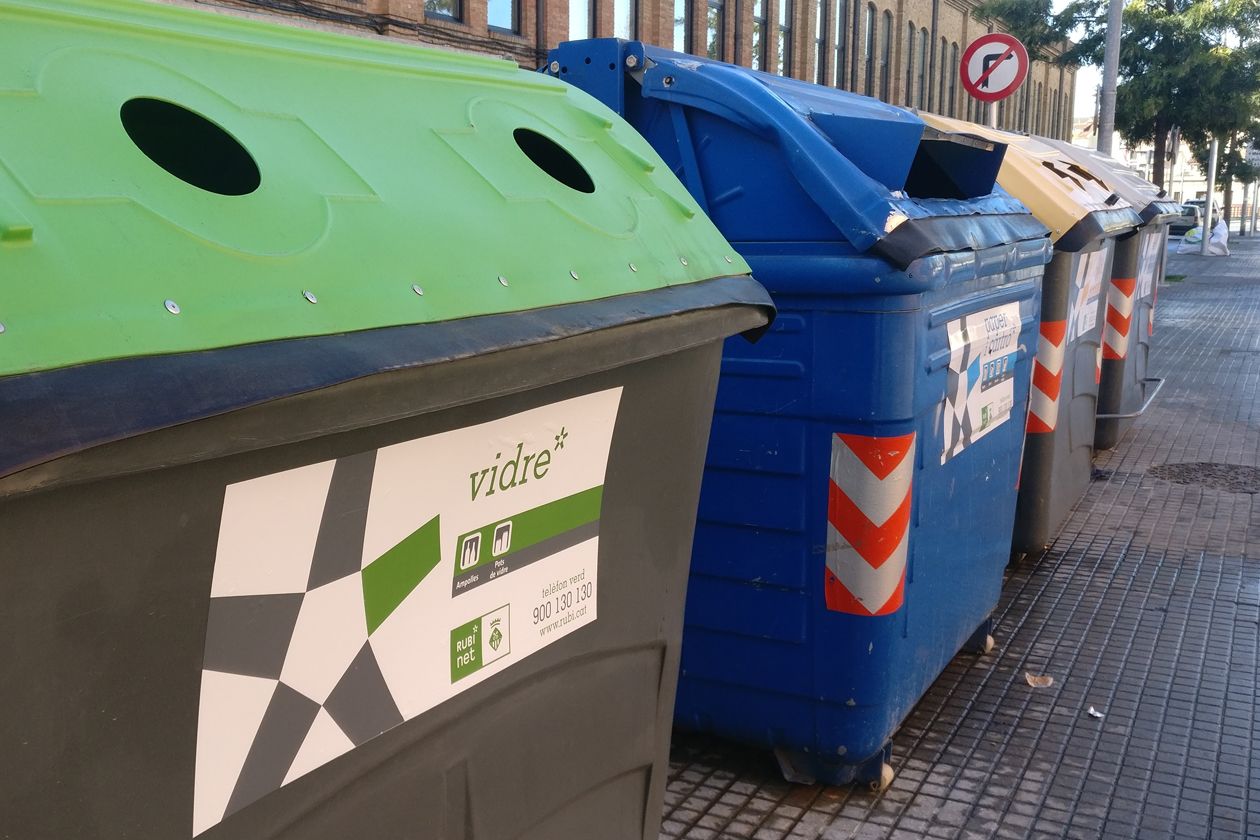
1036, 137, 1184, 226
918, 114, 1142, 251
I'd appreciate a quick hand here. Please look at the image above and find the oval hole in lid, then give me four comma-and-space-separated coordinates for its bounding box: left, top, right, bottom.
512, 128, 595, 194
120, 98, 260, 196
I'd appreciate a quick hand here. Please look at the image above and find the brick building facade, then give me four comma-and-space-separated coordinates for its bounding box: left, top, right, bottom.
196, 0, 1075, 138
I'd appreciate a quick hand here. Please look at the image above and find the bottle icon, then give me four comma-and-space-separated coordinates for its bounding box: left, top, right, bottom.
459, 533, 481, 571
492, 521, 513, 557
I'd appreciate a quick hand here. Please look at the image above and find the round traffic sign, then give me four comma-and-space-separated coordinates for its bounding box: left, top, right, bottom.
960, 34, 1029, 103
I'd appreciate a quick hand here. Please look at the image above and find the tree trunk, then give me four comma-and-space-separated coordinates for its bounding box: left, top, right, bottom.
1224, 132, 1237, 227
1152, 119, 1169, 189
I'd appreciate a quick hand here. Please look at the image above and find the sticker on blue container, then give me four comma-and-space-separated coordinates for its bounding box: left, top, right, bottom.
942, 302, 1022, 464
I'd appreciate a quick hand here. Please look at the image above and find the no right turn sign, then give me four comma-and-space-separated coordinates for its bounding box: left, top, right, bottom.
960, 34, 1030, 103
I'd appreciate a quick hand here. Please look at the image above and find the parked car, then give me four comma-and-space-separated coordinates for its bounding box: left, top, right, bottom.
1172, 198, 1222, 236
1167, 204, 1201, 236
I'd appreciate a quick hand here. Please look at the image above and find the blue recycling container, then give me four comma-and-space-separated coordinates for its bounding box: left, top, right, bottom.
547, 41, 1051, 787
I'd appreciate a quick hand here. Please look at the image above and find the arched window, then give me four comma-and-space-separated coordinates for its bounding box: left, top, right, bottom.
487, 0, 518, 30
1035, 81, 1043, 133
777, 0, 793, 75
672, 0, 690, 51
938, 37, 948, 114
706, 0, 724, 59
815, 1, 826, 82
612, 0, 636, 38
879, 10, 892, 100
917, 28, 928, 110
427, 0, 461, 20
948, 42, 959, 117
834, 0, 848, 88
752, 0, 767, 70
905, 22, 916, 106
569, 0, 592, 36
863, 4, 876, 96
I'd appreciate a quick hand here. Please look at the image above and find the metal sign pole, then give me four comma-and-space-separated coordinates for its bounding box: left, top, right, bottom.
1241, 182, 1249, 237
1169, 129, 1181, 201
1097, 0, 1123, 154
1201, 136, 1219, 256
1252, 181, 1260, 234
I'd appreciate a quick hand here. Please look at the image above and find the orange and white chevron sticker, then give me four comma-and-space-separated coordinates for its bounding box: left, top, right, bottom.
1102, 277, 1137, 361
1027, 320, 1067, 434
824, 431, 915, 616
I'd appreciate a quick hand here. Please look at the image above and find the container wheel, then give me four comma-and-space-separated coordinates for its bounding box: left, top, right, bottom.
868, 762, 894, 792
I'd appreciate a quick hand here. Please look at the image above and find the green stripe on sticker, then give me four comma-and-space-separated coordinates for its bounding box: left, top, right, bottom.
454, 486, 602, 577
362, 515, 442, 634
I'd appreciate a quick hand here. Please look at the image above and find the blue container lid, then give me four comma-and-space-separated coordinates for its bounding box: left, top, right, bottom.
546, 40, 1049, 269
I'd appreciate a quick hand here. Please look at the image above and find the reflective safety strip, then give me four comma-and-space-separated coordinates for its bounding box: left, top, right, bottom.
1102, 277, 1137, 361
824, 431, 915, 616
1027, 320, 1067, 435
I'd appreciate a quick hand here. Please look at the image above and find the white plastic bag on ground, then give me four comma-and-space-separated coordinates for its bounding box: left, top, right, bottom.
1176, 221, 1231, 256
1177, 227, 1202, 253
1208, 219, 1231, 255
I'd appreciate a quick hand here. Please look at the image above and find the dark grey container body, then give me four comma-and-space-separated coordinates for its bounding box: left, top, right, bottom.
0, 303, 766, 840
1095, 226, 1167, 450
1013, 243, 1115, 556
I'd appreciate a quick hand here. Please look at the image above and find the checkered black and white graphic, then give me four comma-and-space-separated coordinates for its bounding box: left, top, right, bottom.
943, 315, 986, 463
195, 452, 422, 836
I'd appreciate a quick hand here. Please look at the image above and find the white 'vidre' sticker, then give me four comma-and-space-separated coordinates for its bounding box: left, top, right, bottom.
192, 388, 622, 836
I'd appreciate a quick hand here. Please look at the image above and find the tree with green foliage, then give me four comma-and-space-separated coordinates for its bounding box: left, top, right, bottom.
968, 0, 1081, 61
1111, 1, 1260, 187
1190, 129, 1260, 219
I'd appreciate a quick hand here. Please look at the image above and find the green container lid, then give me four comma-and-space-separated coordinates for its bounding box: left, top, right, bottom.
0, 0, 752, 378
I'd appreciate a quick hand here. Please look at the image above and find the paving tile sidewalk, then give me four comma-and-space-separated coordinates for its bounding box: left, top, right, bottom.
661, 236, 1260, 840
